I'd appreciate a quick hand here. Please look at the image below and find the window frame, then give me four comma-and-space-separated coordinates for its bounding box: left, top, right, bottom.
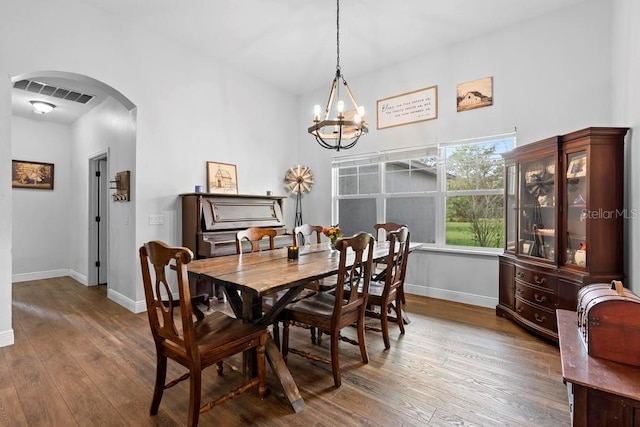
332, 133, 516, 252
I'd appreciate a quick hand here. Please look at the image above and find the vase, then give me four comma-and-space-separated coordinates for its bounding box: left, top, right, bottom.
329, 239, 337, 251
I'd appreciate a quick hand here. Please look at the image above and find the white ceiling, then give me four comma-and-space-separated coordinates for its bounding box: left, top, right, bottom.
12, 0, 585, 124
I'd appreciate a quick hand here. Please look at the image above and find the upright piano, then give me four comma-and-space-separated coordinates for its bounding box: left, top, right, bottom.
180, 192, 290, 299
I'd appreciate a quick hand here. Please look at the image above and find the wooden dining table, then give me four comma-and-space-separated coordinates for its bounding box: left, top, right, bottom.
185, 240, 415, 413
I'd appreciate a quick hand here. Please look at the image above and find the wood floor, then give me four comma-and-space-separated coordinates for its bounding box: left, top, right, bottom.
1, 277, 570, 426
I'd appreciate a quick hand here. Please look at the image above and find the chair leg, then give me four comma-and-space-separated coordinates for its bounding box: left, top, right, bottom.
216, 361, 224, 376
357, 312, 369, 364
187, 365, 202, 427
272, 321, 280, 351
257, 335, 267, 398
150, 352, 167, 415
380, 301, 391, 350
330, 331, 341, 387
396, 296, 405, 335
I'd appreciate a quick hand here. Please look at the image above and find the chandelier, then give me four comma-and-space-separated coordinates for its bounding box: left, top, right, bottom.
308, 0, 368, 151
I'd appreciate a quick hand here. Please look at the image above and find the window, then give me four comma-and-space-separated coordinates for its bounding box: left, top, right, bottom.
332, 133, 515, 250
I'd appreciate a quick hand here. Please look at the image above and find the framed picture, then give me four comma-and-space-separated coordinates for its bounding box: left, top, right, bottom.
376, 85, 438, 130
206, 161, 238, 194
11, 160, 54, 190
456, 76, 493, 112
521, 240, 534, 255
566, 153, 587, 178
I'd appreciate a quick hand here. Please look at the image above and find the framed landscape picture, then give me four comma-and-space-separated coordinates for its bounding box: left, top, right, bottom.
206, 161, 238, 194
11, 160, 54, 190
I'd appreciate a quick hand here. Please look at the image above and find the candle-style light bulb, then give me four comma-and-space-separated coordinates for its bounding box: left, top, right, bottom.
313, 104, 321, 121
357, 105, 365, 117
337, 100, 345, 115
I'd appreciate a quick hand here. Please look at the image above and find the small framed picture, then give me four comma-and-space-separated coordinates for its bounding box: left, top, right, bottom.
11, 160, 55, 190
522, 240, 534, 255
567, 153, 587, 178
206, 161, 238, 194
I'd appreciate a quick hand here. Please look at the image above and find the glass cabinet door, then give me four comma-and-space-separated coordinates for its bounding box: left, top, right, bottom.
518, 156, 556, 260
505, 164, 516, 253
565, 150, 587, 267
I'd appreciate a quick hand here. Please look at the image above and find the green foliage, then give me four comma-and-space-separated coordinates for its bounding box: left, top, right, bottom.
445, 143, 505, 247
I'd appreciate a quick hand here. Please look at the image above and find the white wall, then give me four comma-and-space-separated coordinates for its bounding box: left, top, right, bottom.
1, 0, 639, 347
11, 117, 72, 279
0, 77, 13, 347
296, 0, 620, 307
0, 0, 299, 341
612, 0, 640, 293
70, 96, 136, 308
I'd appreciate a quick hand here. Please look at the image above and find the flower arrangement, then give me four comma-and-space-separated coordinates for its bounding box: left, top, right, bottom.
322, 225, 343, 249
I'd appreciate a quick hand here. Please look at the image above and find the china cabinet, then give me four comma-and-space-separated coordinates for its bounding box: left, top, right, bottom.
496, 127, 628, 342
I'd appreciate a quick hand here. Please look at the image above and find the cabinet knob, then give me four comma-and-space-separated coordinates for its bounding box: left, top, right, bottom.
516, 306, 524, 313
516, 288, 524, 295
534, 275, 546, 285
516, 272, 524, 279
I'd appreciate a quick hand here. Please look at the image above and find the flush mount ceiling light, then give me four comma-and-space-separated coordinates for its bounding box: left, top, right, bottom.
308, 0, 368, 151
30, 100, 56, 114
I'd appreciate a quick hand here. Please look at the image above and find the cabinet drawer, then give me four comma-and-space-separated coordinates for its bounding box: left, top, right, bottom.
515, 281, 555, 310
515, 266, 555, 289
515, 296, 557, 331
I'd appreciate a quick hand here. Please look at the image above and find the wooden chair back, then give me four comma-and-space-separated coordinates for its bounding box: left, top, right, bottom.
382, 227, 411, 297
292, 224, 323, 246
280, 232, 375, 387
333, 232, 375, 317
139, 240, 267, 426
367, 226, 411, 348
140, 241, 197, 351
373, 222, 407, 242
236, 227, 277, 254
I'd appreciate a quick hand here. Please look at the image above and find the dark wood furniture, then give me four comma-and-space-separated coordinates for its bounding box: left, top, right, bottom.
235, 226, 277, 254
139, 241, 268, 427
181, 193, 288, 258
292, 224, 323, 246
557, 309, 640, 426
373, 221, 407, 242
181, 192, 289, 300
185, 240, 403, 412
280, 233, 375, 387
347, 227, 411, 349
497, 127, 628, 342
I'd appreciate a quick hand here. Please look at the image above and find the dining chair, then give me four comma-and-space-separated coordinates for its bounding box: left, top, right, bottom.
139, 240, 268, 427
279, 232, 375, 387
236, 226, 277, 254
373, 222, 408, 304
292, 224, 323, 246
373, 222, 407, 242
346, 227, 411, 349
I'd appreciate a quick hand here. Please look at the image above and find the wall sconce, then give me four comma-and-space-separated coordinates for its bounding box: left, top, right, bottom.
110, 170, 130, 202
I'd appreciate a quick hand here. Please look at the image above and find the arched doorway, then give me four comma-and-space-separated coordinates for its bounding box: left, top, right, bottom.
11, 70, 136, 292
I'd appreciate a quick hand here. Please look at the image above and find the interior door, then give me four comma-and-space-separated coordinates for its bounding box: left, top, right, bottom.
97, 158, 108, 285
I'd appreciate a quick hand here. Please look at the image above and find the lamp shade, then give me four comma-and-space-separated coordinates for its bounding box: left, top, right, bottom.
30, 100, 56, 114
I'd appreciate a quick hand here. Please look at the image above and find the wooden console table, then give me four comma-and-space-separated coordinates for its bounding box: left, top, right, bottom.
557, 309, 640, 426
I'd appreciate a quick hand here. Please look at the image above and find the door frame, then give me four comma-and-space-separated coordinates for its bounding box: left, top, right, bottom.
88, 149, 109, 286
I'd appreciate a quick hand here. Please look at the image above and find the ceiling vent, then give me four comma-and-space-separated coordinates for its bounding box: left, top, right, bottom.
13, 79, 95, 104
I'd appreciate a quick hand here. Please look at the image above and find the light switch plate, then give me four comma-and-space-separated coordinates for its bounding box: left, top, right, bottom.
149, 214, 164, 225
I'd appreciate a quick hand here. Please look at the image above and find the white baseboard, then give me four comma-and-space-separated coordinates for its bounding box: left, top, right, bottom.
12, 269, 88, 285
107, 288, 147, 314
0, 329, 15, 347
405, 282, 498, 309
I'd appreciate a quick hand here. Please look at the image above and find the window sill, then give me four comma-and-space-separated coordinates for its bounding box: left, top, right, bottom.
413, 244, 502, 258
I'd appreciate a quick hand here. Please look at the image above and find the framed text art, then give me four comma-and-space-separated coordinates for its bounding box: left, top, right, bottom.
376, 86, 438, 130
207, 161, 238, 194
11, 160, 54, 190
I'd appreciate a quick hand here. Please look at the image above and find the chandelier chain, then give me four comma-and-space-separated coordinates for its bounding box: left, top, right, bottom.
336, 0, 340, 73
